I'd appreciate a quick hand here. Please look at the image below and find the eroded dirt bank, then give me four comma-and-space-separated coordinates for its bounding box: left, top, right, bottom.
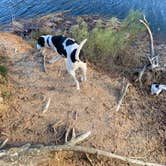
0, 12, 166, 165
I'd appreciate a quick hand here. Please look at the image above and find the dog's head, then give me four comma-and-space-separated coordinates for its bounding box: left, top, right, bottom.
37, 36, 45, 50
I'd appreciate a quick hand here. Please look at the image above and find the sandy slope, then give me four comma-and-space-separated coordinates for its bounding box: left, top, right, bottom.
0, 32, 165, 165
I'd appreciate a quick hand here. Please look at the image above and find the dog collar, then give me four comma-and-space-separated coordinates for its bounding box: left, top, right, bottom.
47, 37, 51, 47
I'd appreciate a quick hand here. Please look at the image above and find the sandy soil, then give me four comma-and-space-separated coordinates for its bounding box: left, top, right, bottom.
0, 30, 165, 166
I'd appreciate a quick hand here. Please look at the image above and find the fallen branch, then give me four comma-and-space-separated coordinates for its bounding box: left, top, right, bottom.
0, 131, 164, 166
116, 81, 130, 112
0, 143, 164, 166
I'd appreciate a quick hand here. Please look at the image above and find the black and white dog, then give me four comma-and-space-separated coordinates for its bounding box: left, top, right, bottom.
37, 35, 87, 90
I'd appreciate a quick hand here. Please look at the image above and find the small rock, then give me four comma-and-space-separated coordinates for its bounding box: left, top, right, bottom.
65, 20, 72, 25
51, 17, 63, 23
0, 97, 3, 103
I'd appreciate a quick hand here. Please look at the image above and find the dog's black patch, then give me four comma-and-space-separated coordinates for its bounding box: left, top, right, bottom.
70, 49, 77, 63
38, 37, 45, 47
66, 39, 75, 46
79, 50, 86, 63
51, 35, 67, 57
70, 49, 86, 63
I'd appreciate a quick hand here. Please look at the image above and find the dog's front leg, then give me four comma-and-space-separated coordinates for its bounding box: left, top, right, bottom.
48, 54, 60, 64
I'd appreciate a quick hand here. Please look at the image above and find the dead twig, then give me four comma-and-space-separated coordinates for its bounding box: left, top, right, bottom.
138, 65, 147, 89
41, 97, 51, 114
66, 131, 91, 145
85, 153, 94, 166
116, 81, 130, 112
0, 138, 8, 150
65, 126, 71, 143
65, 111, 78, 143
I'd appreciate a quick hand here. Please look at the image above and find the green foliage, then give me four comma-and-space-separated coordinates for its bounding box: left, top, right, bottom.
0, 48, 8, 77
70, 17, 89, 42
69, 10, 145, 63
121, 10, 145, 40
1, 90, 11, 99
0, 65, 7, 77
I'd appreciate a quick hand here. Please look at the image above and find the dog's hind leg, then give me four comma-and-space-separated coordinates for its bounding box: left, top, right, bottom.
80, 62, 87, 82
69, 70, 80, 90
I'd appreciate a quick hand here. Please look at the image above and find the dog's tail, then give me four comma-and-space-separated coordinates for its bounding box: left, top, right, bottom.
75, 39, 87, 62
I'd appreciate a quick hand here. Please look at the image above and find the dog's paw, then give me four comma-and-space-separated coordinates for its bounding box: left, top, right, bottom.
76, 84, 80, 90
81, 76, 87, 82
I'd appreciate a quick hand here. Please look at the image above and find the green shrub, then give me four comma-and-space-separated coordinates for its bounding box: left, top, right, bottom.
70, 17, 89, 42
2, 90, 11, 99
69, 10, 145, 63
0, 65, 7, 77
0, 48, 8, 77
121, 10, 145, 41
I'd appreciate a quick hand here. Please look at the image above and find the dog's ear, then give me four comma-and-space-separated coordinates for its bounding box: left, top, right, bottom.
37, 36, 45, 47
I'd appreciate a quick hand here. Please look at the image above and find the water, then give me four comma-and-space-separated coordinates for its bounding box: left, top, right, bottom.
0, 0, 166, 33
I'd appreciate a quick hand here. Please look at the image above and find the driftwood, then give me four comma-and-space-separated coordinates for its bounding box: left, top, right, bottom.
138, 15, 165, 88
0, 130, 165, 166
139, 15, 159, 69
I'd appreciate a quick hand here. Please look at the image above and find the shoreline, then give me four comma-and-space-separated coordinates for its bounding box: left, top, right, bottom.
0, 11, 165, 44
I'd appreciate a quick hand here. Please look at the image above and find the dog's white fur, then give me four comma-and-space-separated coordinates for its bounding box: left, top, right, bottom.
37, 35, 87, 90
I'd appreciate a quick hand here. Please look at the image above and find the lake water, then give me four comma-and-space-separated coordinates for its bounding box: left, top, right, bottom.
0, 0, 166, 33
